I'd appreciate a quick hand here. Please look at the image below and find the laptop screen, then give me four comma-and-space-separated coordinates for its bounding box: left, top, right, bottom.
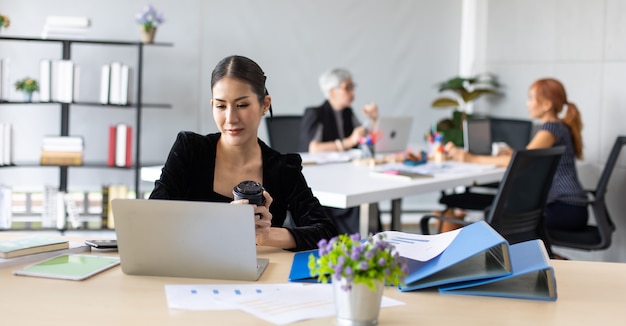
463, 118, 492, 155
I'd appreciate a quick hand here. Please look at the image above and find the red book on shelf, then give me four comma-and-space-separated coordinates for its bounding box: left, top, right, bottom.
125, 125, 132, 167
107, 125, 116, 167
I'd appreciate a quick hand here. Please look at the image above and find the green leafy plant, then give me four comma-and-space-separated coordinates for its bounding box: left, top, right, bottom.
135, 4, 165, 32
14, 77, 39, 93
431, 73, 502, 146
0, 14, 10, 29
308, 233, 408, 291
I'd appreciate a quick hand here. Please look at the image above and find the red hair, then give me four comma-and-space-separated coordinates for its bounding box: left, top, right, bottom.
531, 78, 583, 159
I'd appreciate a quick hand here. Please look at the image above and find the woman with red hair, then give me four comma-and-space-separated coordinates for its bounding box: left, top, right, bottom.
445, 78, 588, 232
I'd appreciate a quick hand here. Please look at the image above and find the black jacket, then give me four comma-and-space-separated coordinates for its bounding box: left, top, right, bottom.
299, 100, 358, 152
149, 132, 338, 251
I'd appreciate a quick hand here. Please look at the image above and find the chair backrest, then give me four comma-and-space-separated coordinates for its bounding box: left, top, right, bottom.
265, 115, 303, 153
547, 136, 625, 250
486, 146, 565, 246
490, 117, 533, 150
594, 136, 626, 201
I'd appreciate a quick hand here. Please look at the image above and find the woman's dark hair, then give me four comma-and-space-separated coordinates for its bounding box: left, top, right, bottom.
210, 55, 273, 117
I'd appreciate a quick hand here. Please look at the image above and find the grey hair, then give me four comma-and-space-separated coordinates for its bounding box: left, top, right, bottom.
318, 68, 352, 99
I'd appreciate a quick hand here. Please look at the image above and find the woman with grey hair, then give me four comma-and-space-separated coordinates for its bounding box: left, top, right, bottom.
299, 68, 380, 234
299, 68, 378, 153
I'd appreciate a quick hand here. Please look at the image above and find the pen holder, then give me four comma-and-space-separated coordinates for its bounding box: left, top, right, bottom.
360, 142, 375, 158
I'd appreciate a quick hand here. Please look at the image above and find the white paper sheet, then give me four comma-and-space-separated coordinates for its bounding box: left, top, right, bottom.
381, 229, 461, 261
165, 283, 405, 325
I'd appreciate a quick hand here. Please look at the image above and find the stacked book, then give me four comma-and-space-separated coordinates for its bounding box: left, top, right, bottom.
0, 184, 11, 229
39, 59, 80, 103
100, 62, 132, 105
40, 136, 84, 166
0, 123, 12, 166
101, 184, 129, 229
41, 16, 91, 40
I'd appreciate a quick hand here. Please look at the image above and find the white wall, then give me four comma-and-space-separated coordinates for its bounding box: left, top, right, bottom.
0, 0, 462, 196
482, 0, 626, 262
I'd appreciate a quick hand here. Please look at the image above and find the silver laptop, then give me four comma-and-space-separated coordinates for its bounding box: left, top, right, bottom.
111, 198, 269, 281
374, 116, 414, 154
463, 118, 492, 155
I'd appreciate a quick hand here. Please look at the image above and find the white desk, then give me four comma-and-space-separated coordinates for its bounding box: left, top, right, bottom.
302, 162, 505, 235
141, 161, 506, 236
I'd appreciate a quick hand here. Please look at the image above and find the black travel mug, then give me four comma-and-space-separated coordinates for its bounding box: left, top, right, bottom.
232, 180, 265, 206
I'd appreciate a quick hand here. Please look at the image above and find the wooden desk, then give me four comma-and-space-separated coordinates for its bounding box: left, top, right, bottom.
2, 244, 625, 325
302, 162, 505, 235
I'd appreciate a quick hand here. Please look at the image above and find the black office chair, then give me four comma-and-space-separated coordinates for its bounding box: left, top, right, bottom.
548, 136, 626, 250
265, 115, 303, 153
438, 117, 533, 212
421, 147, 565, 256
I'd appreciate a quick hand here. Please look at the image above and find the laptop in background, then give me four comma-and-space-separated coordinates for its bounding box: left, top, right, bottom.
463, 118, 492, 155
374, 116, 414, 154
111, 199, 269, 281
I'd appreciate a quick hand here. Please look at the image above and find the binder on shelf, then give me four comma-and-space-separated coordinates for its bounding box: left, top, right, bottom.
99, 64, 110, 104
438, 239, 557, 301
398, 221, 512, 291
39, 59, 52, 102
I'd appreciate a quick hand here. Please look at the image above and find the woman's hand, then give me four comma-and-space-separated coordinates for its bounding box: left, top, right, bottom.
444, 141, 472, 162
362, 102, 379, 121
253, 191, 273, 245
348, 126, 366, 148
231, 190, 273, 245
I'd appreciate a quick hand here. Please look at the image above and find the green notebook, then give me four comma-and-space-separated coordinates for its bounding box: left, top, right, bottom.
13, 254, 120, 281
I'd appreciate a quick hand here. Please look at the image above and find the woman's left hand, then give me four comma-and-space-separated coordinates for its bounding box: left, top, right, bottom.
362, 102, 378, 121
253, 191, 273, 245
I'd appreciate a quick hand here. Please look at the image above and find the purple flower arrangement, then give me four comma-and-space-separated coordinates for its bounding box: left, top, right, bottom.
308, 233, 408, 291
135, 4, 165, 32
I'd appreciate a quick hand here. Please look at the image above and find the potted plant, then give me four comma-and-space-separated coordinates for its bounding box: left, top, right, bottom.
309, 233, 408, 325
14, 77, 39, 102
0, 13, 10, 31
431, 73, 502, 146
135, 4, 165, 43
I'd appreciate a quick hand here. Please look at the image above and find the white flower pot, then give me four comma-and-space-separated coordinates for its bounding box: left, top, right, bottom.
333, 278, 384, 326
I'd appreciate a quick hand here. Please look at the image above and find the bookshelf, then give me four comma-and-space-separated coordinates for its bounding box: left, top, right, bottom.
0, 36, 172, 230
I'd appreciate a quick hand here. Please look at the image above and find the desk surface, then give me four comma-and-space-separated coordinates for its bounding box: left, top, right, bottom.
301, 161, 505, 209
2, 242, 626, 325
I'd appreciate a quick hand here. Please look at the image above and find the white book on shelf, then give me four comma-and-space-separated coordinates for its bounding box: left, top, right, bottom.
119, 65, 130, 105
39, 59, 52, 102
73, 65, 80, 102
115, 124, 127, 167
109, 62, 122, 105
0, 58, 10, 101
2, 123, 11, 166
0, 184, 12, 229
42, 136, 84, 147
99, 64, 110, 104
45, 16, 91, 28
50, 60, 61, 102
0, 123, 4, 166
59, 60, 74, 103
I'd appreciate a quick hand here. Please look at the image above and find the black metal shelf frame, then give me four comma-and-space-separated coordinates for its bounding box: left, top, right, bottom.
0, 36, 173, 198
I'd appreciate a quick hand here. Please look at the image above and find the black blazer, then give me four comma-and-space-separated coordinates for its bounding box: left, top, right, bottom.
150, 132, 338, 251
299, 100, 358, 152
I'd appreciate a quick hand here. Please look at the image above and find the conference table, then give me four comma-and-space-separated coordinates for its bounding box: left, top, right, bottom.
141, 158, 506, 237
2, 239, 626, 325
301, 160, 506, 236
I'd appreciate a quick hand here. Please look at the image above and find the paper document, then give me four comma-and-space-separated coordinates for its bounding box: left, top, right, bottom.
165, 283, 404, 325
377, 162, 496, 176
381, 229, 461, 261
